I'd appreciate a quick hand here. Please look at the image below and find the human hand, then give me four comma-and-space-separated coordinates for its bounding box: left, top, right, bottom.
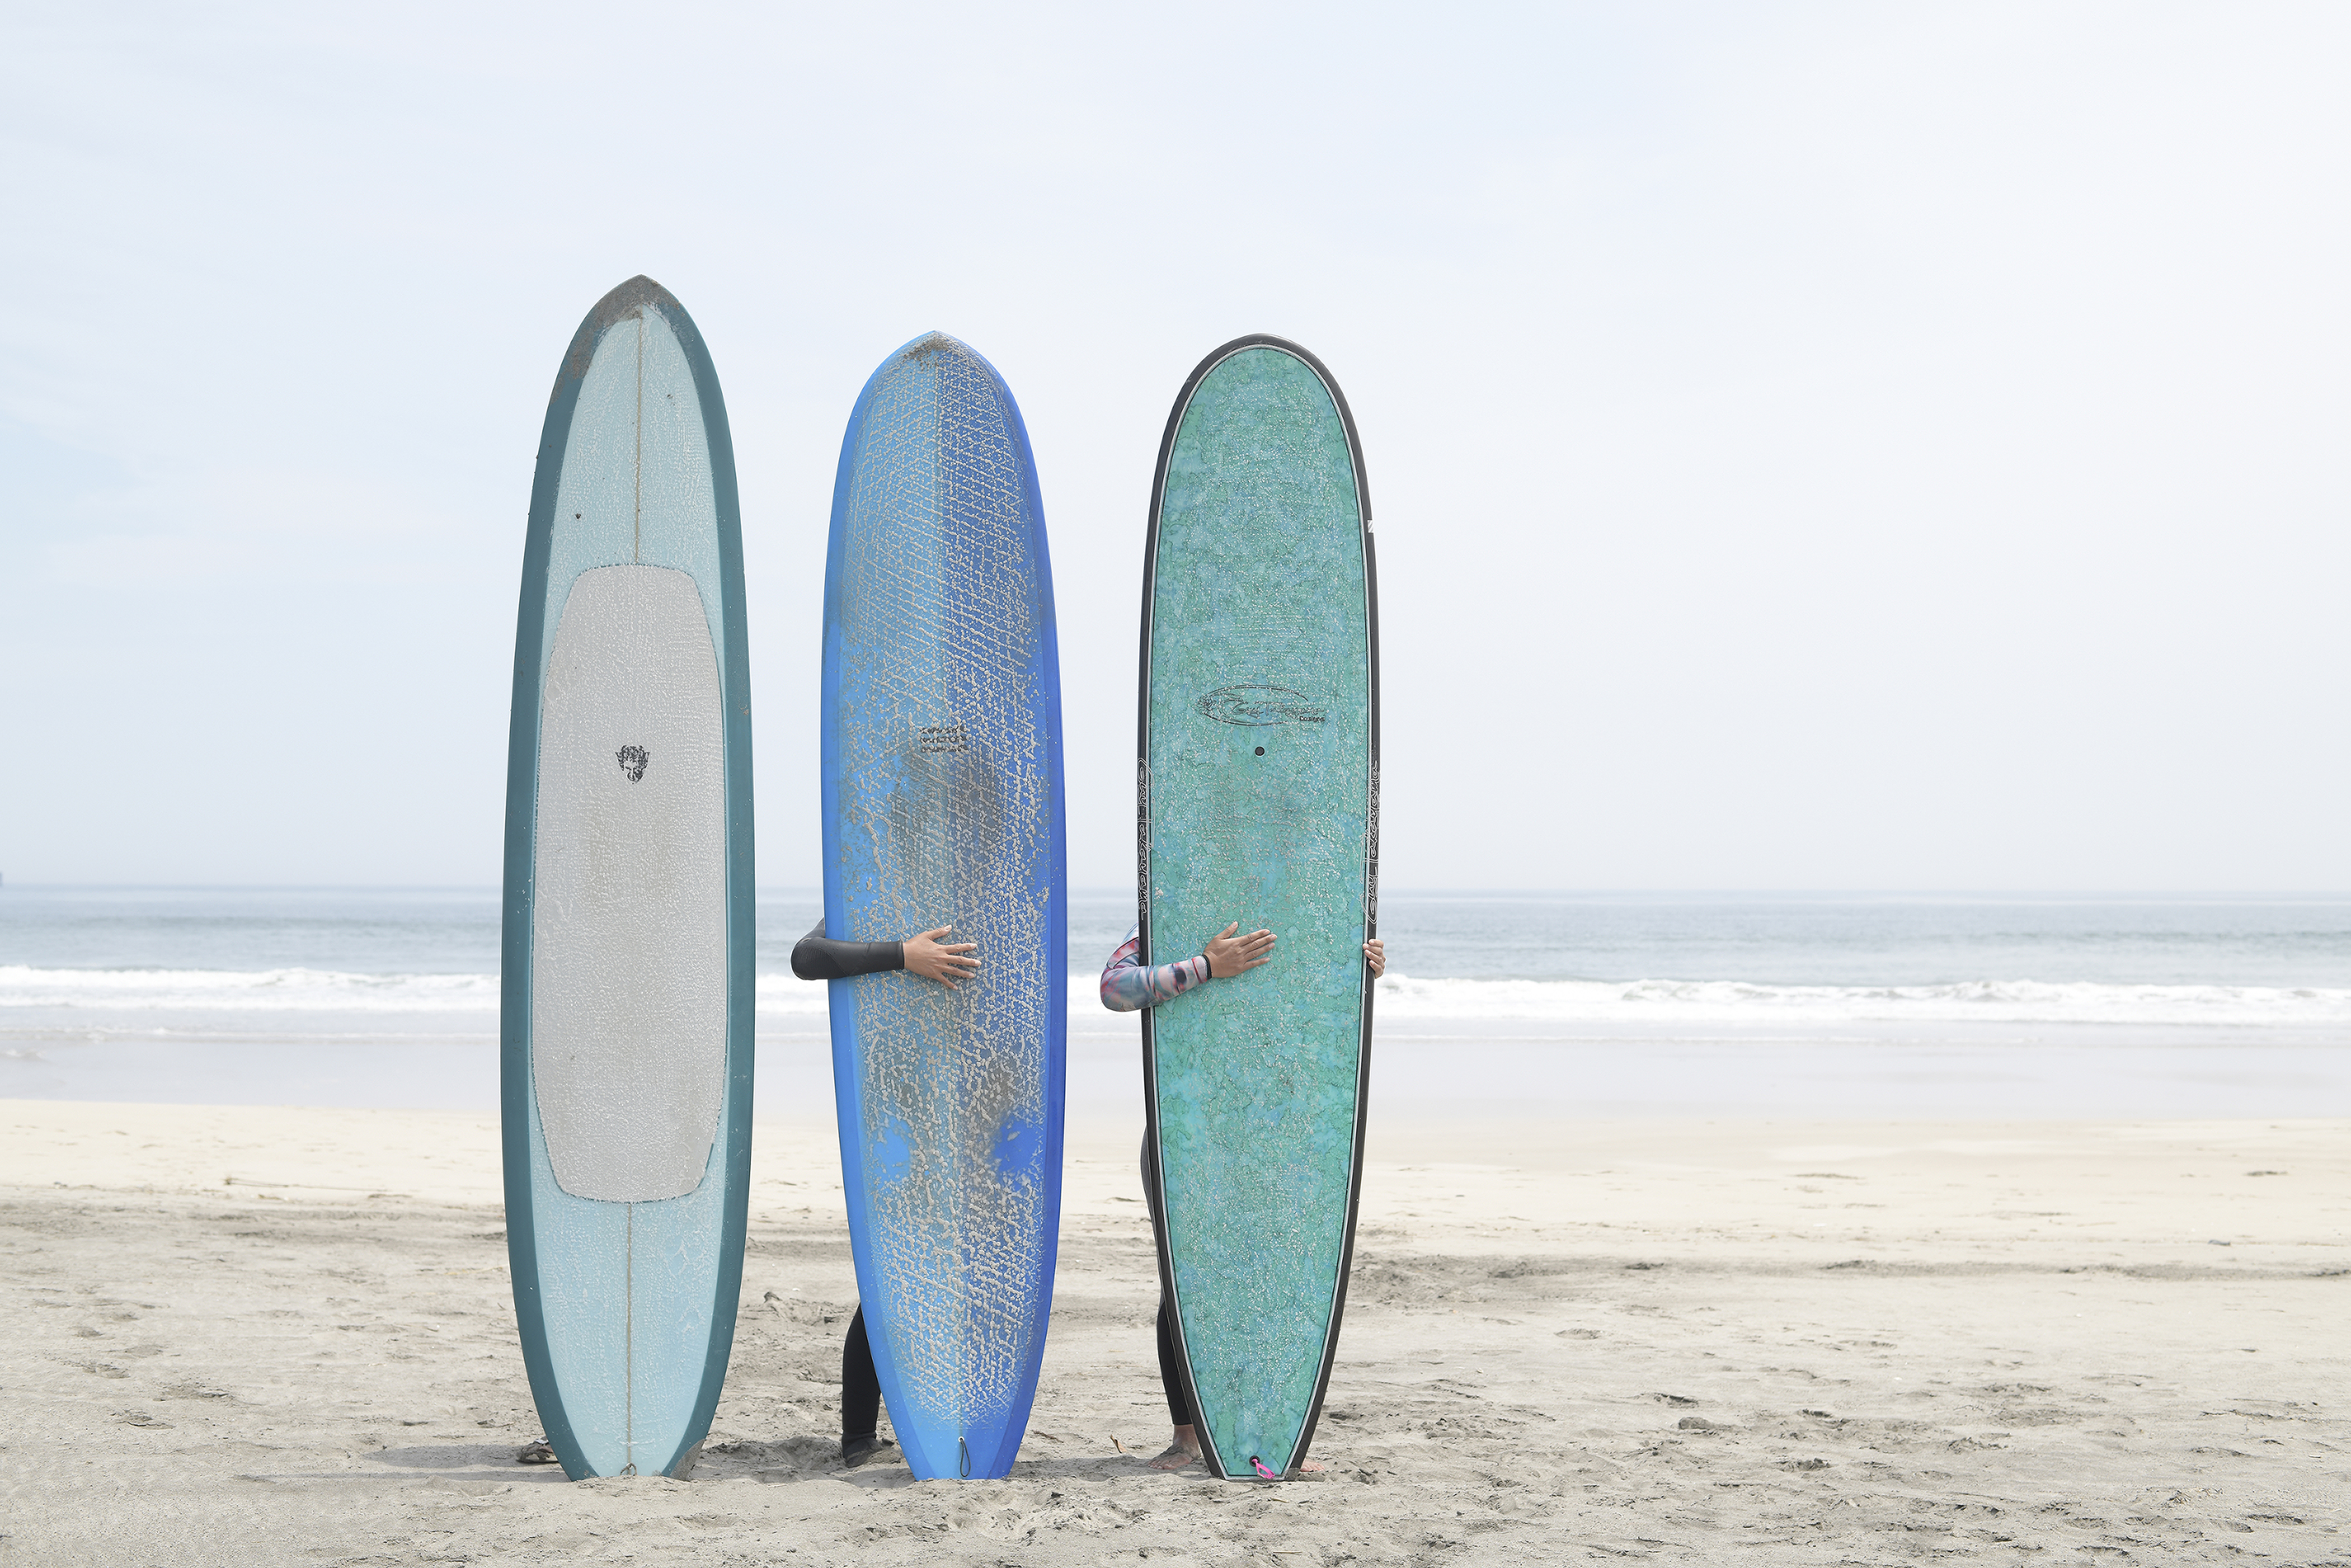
1204, 923, 1276, 979
904, 927, 980, 988
1364, 938, 1384, 979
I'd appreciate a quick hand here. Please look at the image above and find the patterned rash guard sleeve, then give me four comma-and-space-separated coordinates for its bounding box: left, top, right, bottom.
1099, 922, 1211, 1012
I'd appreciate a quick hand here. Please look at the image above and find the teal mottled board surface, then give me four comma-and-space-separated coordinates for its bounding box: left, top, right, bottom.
1140, 337, 1376, 1481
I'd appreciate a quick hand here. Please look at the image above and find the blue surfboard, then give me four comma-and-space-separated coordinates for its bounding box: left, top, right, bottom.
501, 277, 755, 1481
820, 332, 1067, 1481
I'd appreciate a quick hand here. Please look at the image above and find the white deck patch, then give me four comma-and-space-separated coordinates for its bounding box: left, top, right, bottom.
532, 564, 727, 1203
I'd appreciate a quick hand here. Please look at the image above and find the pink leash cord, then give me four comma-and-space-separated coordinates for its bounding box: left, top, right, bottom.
1249, 1456, 1282, 1480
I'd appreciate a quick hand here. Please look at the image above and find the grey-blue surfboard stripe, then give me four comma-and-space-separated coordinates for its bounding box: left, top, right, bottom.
501, 275, 756, 1481
821, 331, 1067, 1481
1137, 334, 1378, 1481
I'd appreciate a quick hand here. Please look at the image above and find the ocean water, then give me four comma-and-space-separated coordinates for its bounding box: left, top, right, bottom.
3, 886, 2345, 1117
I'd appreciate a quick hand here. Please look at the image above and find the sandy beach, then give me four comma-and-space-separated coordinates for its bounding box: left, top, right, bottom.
3, 1099, 2345, 1565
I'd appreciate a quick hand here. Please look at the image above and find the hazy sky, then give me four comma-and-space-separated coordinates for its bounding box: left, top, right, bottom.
3, 3, 2346, 890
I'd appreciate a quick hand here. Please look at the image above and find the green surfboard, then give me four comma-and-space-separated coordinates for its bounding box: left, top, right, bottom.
1138, 335, 1378, 1482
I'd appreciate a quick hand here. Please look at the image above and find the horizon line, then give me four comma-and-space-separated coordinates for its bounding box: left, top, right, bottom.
5, 883, 2351, 901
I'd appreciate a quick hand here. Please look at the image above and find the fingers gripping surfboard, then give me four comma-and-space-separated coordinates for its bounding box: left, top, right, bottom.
822, 332, 1067, 1481
1140, 336, 1378, 1481
502, 277, 756, 1481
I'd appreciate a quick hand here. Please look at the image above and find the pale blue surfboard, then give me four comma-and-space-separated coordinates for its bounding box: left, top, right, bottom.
821, 332, 1067, 1481
501, 277, 755, 1481
1140, 335, 1378, 1481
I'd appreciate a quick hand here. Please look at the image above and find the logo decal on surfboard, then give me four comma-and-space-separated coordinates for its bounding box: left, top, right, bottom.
1195, 685, 1327, 727
616, 744, 650, 782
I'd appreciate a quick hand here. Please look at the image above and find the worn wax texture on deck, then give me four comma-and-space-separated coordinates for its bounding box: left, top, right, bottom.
826, 334, 1061, 1466
1148, 347, 1370, 1473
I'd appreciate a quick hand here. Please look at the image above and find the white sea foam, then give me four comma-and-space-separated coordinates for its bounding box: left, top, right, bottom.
1370, 972, 2351, 1026
0, 965, 502, 1013
0, 966, 845, 1017
756, 976, 834, 1016
7, 964, 2348, 1030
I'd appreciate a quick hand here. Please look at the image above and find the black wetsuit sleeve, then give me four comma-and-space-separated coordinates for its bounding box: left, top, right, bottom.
791, 922, 905, 981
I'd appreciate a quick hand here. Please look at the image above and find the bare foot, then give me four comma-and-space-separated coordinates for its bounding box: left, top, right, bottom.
1148, 1423, 1202, 1471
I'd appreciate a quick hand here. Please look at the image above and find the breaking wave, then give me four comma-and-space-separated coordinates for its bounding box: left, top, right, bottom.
0, 965, 500, 1013
1369, 972, 2351, 1026
7, 965, 2346, 1029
